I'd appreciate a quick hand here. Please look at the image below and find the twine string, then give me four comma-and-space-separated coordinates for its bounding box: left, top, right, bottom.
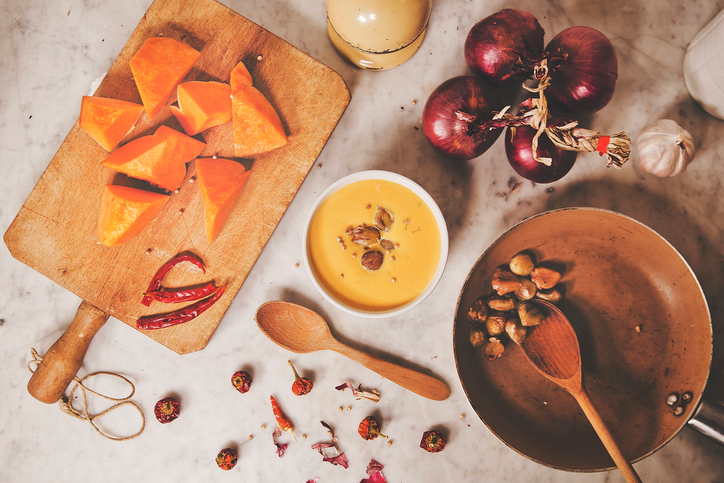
27, 348, 145, 441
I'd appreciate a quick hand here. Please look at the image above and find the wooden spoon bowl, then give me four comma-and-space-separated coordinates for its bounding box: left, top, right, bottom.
255, 301, 450, 401
518, 300, 641, 482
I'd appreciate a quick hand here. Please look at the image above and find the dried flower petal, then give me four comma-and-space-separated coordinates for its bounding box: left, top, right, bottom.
306, 479, 320, 483
154, 396, 180, 424
335, 382, 381, 402
215, 447, 238, 470
272, 427, 288, 457
366, 459, 384, 475
311, 421, 349, 468
360, 459, 387, 483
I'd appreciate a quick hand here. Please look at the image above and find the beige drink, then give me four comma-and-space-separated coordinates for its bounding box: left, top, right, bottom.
326, 0, 432, 70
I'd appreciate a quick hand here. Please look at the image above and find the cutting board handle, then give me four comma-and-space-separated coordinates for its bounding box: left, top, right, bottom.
27, 301, 109, 404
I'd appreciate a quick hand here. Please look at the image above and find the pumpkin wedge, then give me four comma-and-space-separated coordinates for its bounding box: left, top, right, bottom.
196, 157, 250, 243
170, 81, 232, 136
130, 37, 201, 119
101, 125, 206, 191
79, 96, 144, 151
229, 61, 288, 157
98, 184, 169, 246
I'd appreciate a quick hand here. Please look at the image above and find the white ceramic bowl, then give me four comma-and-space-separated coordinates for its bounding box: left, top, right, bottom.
303, 170, 449, 318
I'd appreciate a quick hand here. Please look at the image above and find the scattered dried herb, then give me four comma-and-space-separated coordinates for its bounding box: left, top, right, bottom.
311, 421, 349, 468
358, 416, 387, 441
215, 447, 238, 470
335, 382, 381, 402
272, 427, 288, 457
270, 395, 296, 441
154, 396, 180, 424
420, 430, 446, 453
232, 370, 252, 393
288, 360, 313, 396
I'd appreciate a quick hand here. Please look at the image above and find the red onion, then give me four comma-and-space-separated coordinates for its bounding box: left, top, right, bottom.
542, 26, 618, 113
505, 119, 577, 183
464, 9, 545, 83
422, 76, 503, 160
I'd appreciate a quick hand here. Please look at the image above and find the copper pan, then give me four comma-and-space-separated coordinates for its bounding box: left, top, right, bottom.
454, 207, 723, 471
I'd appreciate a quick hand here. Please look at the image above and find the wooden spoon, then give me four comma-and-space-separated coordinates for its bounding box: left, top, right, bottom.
518, 300, 642, 483
255, 301, 450, 401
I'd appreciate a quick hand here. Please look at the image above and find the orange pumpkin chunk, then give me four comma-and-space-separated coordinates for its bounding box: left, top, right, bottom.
130, 37, 201, 119
229, 61, 288, 157
170, 81, 232, 135
79, 96, 144, 151
196, 157, 250, 243
98, 184, 169, 246
101, 125, 206, 191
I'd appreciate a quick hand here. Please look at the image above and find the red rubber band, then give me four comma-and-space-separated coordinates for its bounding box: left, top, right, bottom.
596, 135, 610, 156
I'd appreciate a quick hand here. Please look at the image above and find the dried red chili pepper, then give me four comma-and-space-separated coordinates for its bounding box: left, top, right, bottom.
270, 395, 296, 441
419, 430, 446, 453
231, 370, 252, 394
144, 282, 217, 304
288, 360, 313, 396
136, 284, 226, 330
358, 416, 387, 441
141, 252, 206, 306
154, 396, 180, 424
215, 447, 238, 470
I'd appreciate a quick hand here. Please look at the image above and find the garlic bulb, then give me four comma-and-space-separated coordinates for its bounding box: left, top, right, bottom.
637, 119, 695, 177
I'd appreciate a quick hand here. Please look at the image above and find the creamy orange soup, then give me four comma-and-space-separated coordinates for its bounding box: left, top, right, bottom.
307, 179, 441, 312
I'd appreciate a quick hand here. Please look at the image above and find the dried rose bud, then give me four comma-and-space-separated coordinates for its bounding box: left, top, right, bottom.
154, 396, 180, 424
358, 416, 388, 441
288, 360, 313, 396
215, 447, 238, 470
420, 430, 446, 453
232, 370, 253, 394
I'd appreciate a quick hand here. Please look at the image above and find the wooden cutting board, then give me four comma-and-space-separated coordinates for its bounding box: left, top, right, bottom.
4, 0, 350, 355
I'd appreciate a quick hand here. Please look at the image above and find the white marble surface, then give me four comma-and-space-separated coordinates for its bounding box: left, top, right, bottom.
2, 0, 724, 481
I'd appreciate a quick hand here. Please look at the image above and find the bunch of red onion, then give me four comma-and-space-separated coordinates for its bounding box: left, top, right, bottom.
422, 8, 626, 183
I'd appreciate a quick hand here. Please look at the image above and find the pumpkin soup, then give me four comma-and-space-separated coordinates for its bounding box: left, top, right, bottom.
307, 178, 441, 312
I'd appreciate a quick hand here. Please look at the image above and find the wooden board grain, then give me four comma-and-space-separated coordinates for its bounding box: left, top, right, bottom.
3, 0, 350, 354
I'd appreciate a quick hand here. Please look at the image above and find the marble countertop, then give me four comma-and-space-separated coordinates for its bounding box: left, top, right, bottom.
2, 0, 724, 481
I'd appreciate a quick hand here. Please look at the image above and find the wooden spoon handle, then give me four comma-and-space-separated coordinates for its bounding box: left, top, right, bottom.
574, 390, 642, 483
328, 340, 450, 401
27, 301, 109, 404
